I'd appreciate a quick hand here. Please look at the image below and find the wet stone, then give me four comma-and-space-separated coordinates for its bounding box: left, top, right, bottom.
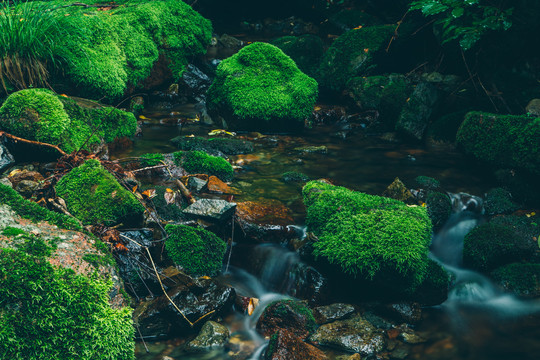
293, 145, 328, 154
309, 315, 386, 356
183, 199, 236, 222
398, 325, 427, 344
313, 303, 356, 325
0, 142, 15, 172
188, 176, 208, 192
256, 300, 316, 340
15, 180, 39, 197
380, 302, 422, 325
362, 312, 393, 331
207, 176, 239, 194
265, 329, 328, 360
186, 321, 229, 350
382, 177, 416, 204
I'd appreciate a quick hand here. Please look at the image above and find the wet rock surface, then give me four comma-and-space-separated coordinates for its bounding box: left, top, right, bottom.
0, 141, 15, 172
313, 303, 356, 324
235, 199, 295, 242
309, 315, 386, 356
183, 199, 236, 222
186, 320, 230, 350
256, 299, 317, 340
265, 329, 328, 360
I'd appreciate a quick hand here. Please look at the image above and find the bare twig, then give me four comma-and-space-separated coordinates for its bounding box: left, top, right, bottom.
131, 164, 167, 173
175, 179, 196, 204
386, 10, 409, 52
0, 131, 67, 156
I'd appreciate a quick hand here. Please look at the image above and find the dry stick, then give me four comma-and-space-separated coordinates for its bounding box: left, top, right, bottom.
386, 10, 409, 52
460, 48, 479, 93
120, 234, 216, 327
134, 323, 149, 353
175, 179, 196, 204
131, 164, 168, 173
0, 131, 67, 156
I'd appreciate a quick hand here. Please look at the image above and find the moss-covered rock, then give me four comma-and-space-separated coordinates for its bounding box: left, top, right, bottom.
456, 111, 540, 174
173, 151, 234, 181
414, 175, 441, 190
164, 224, 226, 276
0, 236, 134, 359
463, 223, 533, 272
491, 263, 540, 298
412, 259, 451, 305
346, 74, 412, 129
55, 159, 144, 226
271, 34, 324, 77
484, 187, 519, 216
256, 299, 317, 340
303, 180, 432, 295
55, 0, 212, 99
207, 42, 318, 132
396, 82, 439, 141
281, 171, 310, 183
317, 25, 395, 91
171, 136, 254, 155
426, 192, 452, 230
0, 89, 137, 152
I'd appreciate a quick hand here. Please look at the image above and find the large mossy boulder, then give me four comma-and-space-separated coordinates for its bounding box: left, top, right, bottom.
271, 35, 325, 77
456, 111, 540, 174
55, 0, 212, 99
302, 181, 434, 297
491, 263, 540, 298
317, 25, 395, 91
207, 42, 318, 132
173, 151, 234, 181
0, 89, 137, 153
164, 224, 226, 277
55, 160, 144, 226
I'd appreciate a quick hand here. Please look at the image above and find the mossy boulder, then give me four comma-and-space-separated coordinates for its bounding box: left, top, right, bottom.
415, 175, 441, 191
256, 299, 317, 340
271, 35, 325, 77
426, 192, 452, 230
0, 89, 137, 153
303, 181, 433, 296
55, 159, 144, 226
55, 0, 212, 99
346, 74, 412, 129
484, 187, 519, 216
281, 171, 310, 183
173, 151, 234, 181
317, 25, 395, 91
456, 111, 540, 174
207, 42, 318, 132
491, 263, 540, 298
0, 240, 134, 359
164, 224, 226, 276
463, 222, 535, 273
171, 136, 254, 155
396, 82, 439, 141
411, 259, 451, 305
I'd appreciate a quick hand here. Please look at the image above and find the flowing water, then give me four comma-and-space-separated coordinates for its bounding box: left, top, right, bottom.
123, 104, 539, 359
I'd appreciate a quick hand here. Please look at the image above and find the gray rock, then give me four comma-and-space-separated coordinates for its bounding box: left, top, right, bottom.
309, 315, 386, 356
379, 302, 422, 325
313, 303, 355, 324
0, 142, 15, 172
396, 82, 439, 140
187, 177, 208, 192
0, 178, 12, 188
526, 98, 540, 116
187, 321, 229, 350
180, 65, 212, 102
398, 325, 427, 344
183, 199, 236, 222
15, 180, 38, 197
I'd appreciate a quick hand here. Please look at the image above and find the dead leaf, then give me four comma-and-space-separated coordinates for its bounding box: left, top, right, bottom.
164, 189, 176, 205
132, 185, 138, 193
142, 189, 157, 199
247, 297, 259, 316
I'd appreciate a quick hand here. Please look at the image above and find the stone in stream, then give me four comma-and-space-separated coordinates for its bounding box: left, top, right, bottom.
309, 315, 386, 356
235, 199, 295, 243
312, 303, 356, 325
0, 142, 15, 172
265, 329, 328, 360
179, 64, 212, 102
377, 302, 422, 325
382, 177, 416, 204
186, 321, 230, 350
187, 176, 208, 192
256, 299, 317, 340
396, 82, 439, 141
183, 198, 236, 222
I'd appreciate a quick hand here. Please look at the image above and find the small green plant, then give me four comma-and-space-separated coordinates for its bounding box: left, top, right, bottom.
164, 224, 226, 276
173, 151, 234, 181
0, 0, 64, 92
409, 0, 513, 50
1, 226, 28, 237
140, 153, 165, 167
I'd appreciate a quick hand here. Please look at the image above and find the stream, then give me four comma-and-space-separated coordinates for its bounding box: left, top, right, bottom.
115, 102, 540, 360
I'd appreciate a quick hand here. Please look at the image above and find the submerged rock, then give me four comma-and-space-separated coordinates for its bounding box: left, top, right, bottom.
265, 329, 328, 360
186, 321, 230, 350
179, 64, 212, 102
309, 315, 386, 356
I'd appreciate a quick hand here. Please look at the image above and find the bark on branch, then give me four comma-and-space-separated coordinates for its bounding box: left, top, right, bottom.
0, 131, 67, 156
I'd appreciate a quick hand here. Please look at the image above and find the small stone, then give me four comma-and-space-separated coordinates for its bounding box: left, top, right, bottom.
187, 176, 207, 192
294, 145, 328, 154
183, 199, 236, 222
398, 326, 426, 344
382, 177, 416, 204
15, 180, 39, 197
390, 343, 410, 360
265, 329, 328, 360
186, 321, 229, 350
0, 142, 15, 172
313, 303, 355, 324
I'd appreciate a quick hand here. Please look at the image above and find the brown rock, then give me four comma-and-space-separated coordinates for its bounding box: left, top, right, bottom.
207, 175, 240, 194
236, 200, 294, 226
265, 330, 328, 360
8, 170, 44, 188
382, 177, 416, 204
256, 300, 316, 340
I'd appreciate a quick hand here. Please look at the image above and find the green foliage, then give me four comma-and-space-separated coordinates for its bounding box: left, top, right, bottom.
281, 171, 310, 183
164, 224, 226, 276
271, 34, 324, 76
0, 0, 65, 92
0, 243, 134, 359
303, 181, 432, 292
0, 89, 137, 152
0, 183, 82, 231
1, 226, 28, 237
456, 111, 540, 174
463, 223, 530, 272
409, 0, 513, 50
207, 42, 318, 132
484, 187, 519, 216
317, 25, 395, 90
491, 263, 540, 297
426, 192, 452, 229
174, 151, 234, 181
171, 136, 254, 155
55, 159, 144, 226
415, 175, 441, 190
412, 259, 450, 305
140, 153, 165, 167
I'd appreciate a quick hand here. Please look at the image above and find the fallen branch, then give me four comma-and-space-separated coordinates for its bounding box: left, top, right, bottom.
176, 179, 196, 204
0, 131, 67, 156
131, 164, 167, 173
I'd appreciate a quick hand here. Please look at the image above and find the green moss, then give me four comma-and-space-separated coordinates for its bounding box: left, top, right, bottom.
318, 26, 395, 91
171, 136, 254, 155
264, 332, 280, 360
491, 263, 540, 297
463, 223, 531, 272
484, 187, 519, 216
0, 89, 137, 152
303, 180, 432, 293
0, 245, 134, 359
55, 159, 144, 226
271, 34, 324, 77
415, 175, 440, 190
426, 192, 452, 229
412, 259, 450, 305
207, 42, 318, 132
164, 224, 226, 276
456, 111, 540, 174
55, 0, 212, 99
140, 153, 165, 167
1, 226, 28, 237
281, 171, 310, 183
173, 151, 234, 181
0, 183, 82, 231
